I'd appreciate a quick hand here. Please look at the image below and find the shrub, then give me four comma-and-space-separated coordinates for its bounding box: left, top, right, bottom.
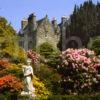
0, 75, 23, 94
35, 64, 62, 94
10, 47, 27, 64
33, 76, 51, 97
88, 36, 100, 55
0, 59, 12, 77
37, 42, 59, 59
27, 49, 40, 64
47, 50, 60, 68
0, 59, 23, 78
91, 39, 100, 55
0, 59, 11, 69
59, 48, 100, 94
47, 94, 100, 100
7, 63, 23, 79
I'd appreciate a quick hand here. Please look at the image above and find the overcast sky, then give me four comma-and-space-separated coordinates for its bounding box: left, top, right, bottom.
0, 0, 99, 31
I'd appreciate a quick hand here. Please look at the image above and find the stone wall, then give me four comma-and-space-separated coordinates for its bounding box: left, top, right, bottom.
19, 13, 60, 51
36, 17, 59, 49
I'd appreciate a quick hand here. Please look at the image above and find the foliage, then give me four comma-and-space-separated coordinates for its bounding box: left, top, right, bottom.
65, 0, 100, 47
37, 42, 57, 59
7, 63, 23, 79
46, 50, 60, 68
16, 93, 100, 100
0, 93, 100, 100
35, 64, 62, 94
26, 48, 61, 93
11, 47, 27, 63
0, 59, 23, 94
27, 49, 40, 64
0, 59, 11, 69
0, 75, 23, 94
0, 17, 17, 57
88, 36, 100, 55
0, 16, 27, 62
47, 94, 100, 100
0, 59, 23, 79
0, 59, 12, 77
33, 75, 51, 97
37, 42, 60, 68
59, 48, 100, 94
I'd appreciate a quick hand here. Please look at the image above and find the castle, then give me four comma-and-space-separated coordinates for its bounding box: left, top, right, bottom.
19, 13, 83, 51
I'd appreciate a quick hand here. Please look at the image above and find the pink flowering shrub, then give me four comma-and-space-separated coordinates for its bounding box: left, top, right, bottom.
59, 48, 100, 94
27, 49, 40, 64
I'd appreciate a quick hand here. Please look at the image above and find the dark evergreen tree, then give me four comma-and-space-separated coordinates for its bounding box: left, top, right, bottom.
68, 0, 100, 47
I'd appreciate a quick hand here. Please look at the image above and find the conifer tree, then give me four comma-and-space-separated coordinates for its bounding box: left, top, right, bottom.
69, 0, 100, 47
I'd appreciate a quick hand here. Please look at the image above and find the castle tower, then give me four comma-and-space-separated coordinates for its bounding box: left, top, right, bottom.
28, 13, 37, 31
61, 16, 67, 51
52, 17, 57, 26
21, 18, 28, 29
51, 17, 60, 41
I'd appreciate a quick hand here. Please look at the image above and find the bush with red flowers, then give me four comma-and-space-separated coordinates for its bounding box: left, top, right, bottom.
0, 59, 12, 77
0, 59, 11, 69
0, 75, 23, 94
0, 59, 23, 94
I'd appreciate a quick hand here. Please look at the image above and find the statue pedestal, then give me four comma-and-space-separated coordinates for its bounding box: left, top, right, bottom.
21, 91, 36, 97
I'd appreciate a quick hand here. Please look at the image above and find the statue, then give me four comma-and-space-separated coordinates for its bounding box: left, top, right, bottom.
21, 58, 36, 96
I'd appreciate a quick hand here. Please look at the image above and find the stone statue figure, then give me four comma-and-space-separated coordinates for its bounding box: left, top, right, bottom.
21, 58, 36, 96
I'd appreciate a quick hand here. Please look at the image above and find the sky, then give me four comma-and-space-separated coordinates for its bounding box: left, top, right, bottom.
0, 0, 99, 31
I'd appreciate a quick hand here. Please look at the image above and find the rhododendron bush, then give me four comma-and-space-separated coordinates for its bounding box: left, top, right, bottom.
0, 75, 23, 93
27, 49, 39, 64
0, 59, 23, 94
59, 48, 100, 94
0, 59, 12, 69
0, 59, 12, 77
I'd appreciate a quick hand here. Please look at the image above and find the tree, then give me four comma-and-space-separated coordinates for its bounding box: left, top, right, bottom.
0, 16, 26, 62
38, 42, 56, 59
69, 0, 100, 47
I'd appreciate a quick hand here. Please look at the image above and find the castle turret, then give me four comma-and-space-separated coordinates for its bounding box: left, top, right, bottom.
28, 13, 37, 30
61, 16, 67, 25
52, 17, 57, 26
52, 17, 60, 35
61, 16, 67, 51
21, 18, 28, 29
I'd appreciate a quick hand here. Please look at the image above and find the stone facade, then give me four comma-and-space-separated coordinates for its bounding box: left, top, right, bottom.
60, 16, 83, 51
19, 13, 60, 51
19, 13, 84, 51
